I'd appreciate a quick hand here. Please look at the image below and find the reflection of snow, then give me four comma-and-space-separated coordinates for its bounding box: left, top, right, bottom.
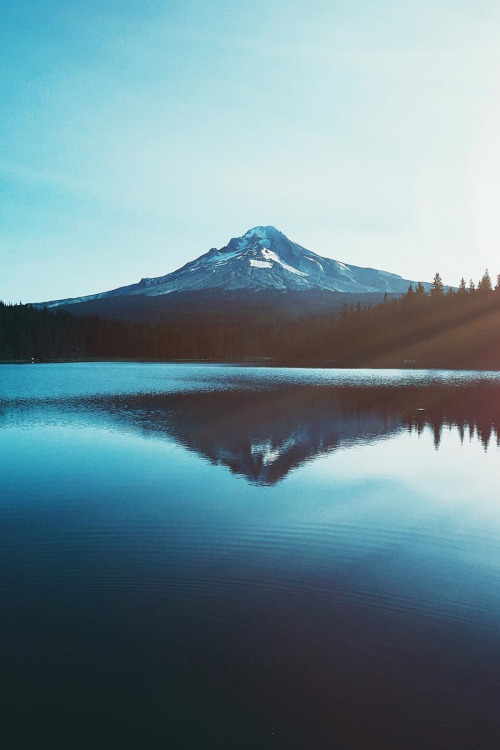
252, 441, 281, 466
262, 448, 281, 466
251, 437, 301, 466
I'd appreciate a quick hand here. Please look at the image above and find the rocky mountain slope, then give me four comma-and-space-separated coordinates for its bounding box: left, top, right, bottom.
37, 226, 429, 309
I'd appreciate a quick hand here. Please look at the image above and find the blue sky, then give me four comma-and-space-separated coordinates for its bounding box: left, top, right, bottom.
2, 0, 500, 302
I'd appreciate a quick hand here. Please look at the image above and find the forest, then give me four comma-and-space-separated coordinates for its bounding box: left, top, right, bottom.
2, 271, 500, 368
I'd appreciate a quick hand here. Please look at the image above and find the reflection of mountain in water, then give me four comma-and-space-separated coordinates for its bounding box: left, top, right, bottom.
3, 381, 499, 485
111, 388, 401, 485
96, 382, 500, 485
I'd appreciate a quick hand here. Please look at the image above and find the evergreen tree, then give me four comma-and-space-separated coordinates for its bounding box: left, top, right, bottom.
458, 278, 467, 295
415, 282, 427, 300
478, 269, 492, 294
430, 272, 444, 298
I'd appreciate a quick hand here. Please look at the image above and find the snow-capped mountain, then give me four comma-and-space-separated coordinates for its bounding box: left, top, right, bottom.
37, 226, 429, 309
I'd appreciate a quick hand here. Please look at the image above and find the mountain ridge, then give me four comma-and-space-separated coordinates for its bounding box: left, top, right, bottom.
35, 226, 431, 309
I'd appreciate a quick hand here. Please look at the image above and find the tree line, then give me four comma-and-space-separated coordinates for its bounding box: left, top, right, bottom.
2, 269, 500, 367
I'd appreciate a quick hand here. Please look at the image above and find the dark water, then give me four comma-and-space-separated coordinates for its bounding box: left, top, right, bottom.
2, 363, 500, 749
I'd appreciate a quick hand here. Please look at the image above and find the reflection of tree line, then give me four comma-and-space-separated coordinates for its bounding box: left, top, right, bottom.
2, 382, 496, 482
88, 383, 500, 483
399, 387, 500, 450
329, 383, 500, 450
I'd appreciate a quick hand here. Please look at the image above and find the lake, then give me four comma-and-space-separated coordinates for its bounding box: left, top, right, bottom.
2, 362, 500, 749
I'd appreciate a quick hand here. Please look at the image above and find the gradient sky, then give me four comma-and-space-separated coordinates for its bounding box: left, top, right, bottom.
2, 0, 500, 303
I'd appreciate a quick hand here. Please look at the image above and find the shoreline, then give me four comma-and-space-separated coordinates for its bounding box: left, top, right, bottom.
2, 357, 500, 372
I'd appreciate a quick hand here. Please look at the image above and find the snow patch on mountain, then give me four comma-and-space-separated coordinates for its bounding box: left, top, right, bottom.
261, 248, 279, 262
250, 259, 272, 269
259, 246, 308, 277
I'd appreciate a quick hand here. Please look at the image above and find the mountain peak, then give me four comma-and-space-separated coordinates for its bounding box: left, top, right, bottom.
219, 225, 284, 256
244, 225, 281, 237
36, 226, 431, 308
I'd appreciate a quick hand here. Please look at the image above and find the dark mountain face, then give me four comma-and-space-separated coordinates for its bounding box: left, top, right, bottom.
35, 226, 430, 314
35, 289, 403, 324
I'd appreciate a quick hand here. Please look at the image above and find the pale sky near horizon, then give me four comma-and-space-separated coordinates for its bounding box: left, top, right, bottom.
2, 0, 500, 303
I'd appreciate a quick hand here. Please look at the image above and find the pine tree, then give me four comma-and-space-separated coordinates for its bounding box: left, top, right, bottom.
478, 269, 492, 294
430, 272, 444, 298
457, 277, 467, 295
415, 282, 427, 300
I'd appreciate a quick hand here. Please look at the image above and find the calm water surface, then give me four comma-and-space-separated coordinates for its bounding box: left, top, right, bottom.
2, 363, 500, 749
